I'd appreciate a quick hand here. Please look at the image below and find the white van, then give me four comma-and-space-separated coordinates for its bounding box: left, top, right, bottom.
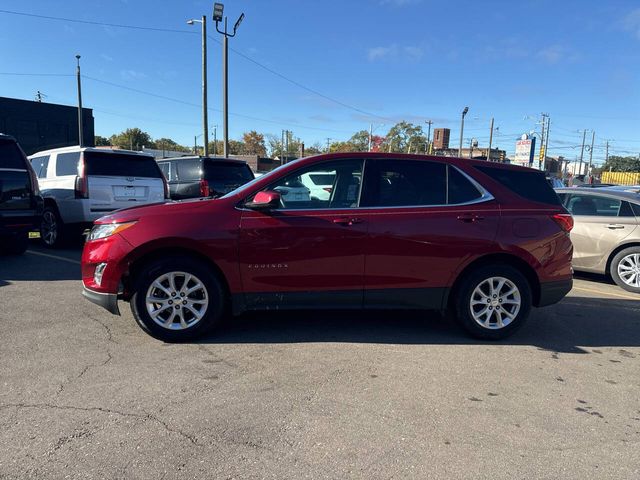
29, 146, 168, 247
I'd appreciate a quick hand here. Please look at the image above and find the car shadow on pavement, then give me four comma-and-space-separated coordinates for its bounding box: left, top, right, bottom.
197, 295, 640, 353
0, 251, 80, 285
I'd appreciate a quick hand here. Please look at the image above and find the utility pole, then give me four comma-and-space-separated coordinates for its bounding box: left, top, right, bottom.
326, 138, 331, 153
459, 107, 468, 157
425, 120, 433, 155
213, 125, 217, 155
285, 130, 290, 160
538, 113, 548, 169
487, 117, 494, 161
214, 4, 244, 158
75, 55, 84, 147
605, 140, 609, 164
587, 130, 596, 176
187, 16, 209, 156
578, 129, 587, 176
543, 117, 550, 170
194, 136, 197, 155
368, 124, 373, 152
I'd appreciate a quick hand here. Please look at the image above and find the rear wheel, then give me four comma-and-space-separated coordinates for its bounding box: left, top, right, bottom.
610, 247, 640, 294
130, 257, 226, 341
40, 206, 64, 248
454, 264, 532, 340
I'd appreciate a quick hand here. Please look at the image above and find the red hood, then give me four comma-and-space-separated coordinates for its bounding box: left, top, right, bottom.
95, 198, 214, 224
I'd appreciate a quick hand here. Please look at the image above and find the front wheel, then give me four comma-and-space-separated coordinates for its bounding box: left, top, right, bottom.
130, 257, 226, 341
610, 247, 640, 294
454, 265, 532, 340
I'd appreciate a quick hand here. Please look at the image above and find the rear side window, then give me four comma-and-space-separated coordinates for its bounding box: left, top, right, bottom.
31, 155, 50, 178
176, 159, 202, 181
203, 161, 254, 184
0, 140, 26, 169
619, 201, 635, 217
632, 203, 640, 217
448, 166, 482, 204
84, 152, 162, 178
362, 160, 446, 207
475, 166, 561, 205
56, 152, 81, 176
565, 194, 628, 216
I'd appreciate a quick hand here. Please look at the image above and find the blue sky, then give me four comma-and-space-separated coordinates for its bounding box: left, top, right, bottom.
1, 0, 639, 162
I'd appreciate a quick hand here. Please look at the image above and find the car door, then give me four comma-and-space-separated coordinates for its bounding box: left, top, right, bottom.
563, 192, 638, 271
238, 158, 367, 310
360, 159, 500, 309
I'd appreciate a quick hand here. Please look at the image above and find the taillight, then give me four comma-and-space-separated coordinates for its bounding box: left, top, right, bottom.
28, 167, 40, 196
552, 213, 574, 233
199, 179, 210, 197
74, 156, 88, 199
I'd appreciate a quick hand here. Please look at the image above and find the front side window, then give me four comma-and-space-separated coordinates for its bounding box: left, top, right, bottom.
253, 159, 363, 210
361, 160, 446, 207
56, 152, 81, 176
565, 194, 624, 216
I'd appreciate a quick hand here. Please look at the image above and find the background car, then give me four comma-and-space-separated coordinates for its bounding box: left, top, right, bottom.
273, 176, 311, 206
0, 134, 43, 255
157, 156, 254, 200
557, 187, 640, 293
301, 171, 336, 201
81, 153, 573, 342
29, 146, 168, 248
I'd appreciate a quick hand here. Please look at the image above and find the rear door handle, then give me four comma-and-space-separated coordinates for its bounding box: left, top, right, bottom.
333, 217, 364, 226
607, 224, 625, 230
457, 213, 484, 223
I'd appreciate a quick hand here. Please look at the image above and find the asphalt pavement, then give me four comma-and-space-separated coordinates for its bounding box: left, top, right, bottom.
1, 243, 639, 479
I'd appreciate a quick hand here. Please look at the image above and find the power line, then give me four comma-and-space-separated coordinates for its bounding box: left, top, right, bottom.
0, 9, 196, 34
0, 72, 73, 77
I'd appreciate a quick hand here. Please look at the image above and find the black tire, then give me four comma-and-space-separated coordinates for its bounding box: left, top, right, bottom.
40, 206, 65, 248
0, 232, 29, 255
610, 247, 640, 294
453, 264, 532, 340
130, 257, 226, 342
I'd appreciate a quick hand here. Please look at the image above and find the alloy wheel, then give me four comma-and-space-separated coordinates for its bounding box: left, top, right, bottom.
469, 276, 521, 329
618, 253, 640, 288
41, 211, 58, 246
145, 271, 209, 330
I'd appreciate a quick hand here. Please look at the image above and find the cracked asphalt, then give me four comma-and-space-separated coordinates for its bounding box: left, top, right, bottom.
1, 243, 640, 479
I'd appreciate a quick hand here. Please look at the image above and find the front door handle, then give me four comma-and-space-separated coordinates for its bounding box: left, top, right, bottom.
607, 224, 625, 230
457, 213, 484, 223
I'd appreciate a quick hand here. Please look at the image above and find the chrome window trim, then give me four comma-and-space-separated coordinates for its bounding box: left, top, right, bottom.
237, 162, 494, 212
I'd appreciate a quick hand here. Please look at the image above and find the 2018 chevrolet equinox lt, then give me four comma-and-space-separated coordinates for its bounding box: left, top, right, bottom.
81, 153, 574, 341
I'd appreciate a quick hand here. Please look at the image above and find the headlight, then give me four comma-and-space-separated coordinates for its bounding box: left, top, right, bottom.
88, 222, 136, 241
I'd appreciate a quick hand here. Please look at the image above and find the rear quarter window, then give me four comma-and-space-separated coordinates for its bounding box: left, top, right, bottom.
0, 140, 27, 169
84, 152, 162, 178
176, 159, 202, 181
475, 166, 561, 206
56, 152, 81, 176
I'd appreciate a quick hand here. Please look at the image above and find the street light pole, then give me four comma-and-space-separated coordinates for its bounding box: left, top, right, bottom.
214, 4, 244, 158
487, 117, 494, 161
578, 129, 587, 176
587, 130, 596, 176
425, 120, 433, 155
459, 107, 468, 158
75, 54, 84, 147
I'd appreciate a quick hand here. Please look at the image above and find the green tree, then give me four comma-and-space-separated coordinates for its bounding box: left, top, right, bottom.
602, 155, 640, 172
94, 135, 110, 146
381, 121, 426, 153
303, 142, 323, 156
110, 128, 154, 151
155, 138, 190, 153
329, 141, 357, 153
228, 139, 245, 155
242, 131, 267, 156
347, 130, 371, 152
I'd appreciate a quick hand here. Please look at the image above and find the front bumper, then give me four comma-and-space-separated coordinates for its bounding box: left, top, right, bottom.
537, 278, 573, 307
82, 286, 121, 315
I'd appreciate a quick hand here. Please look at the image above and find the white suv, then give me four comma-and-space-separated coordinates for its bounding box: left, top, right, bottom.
29, 146, 168, 247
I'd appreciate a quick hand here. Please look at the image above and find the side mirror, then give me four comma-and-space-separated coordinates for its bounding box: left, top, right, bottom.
245, 190, 281, 210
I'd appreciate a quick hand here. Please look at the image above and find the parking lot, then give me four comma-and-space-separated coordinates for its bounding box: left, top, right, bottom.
1, 244, 639, 479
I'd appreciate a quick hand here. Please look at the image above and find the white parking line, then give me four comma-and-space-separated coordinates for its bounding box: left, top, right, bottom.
26, 250, 81, 265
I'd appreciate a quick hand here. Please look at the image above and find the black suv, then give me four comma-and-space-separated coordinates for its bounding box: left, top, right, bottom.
157, 156, 255, 200
0, 135, 43, 254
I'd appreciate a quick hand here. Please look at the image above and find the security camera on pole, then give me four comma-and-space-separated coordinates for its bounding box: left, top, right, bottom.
213, 3, 245, 158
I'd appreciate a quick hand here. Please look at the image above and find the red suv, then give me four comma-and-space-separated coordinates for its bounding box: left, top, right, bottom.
81, 153, 573, 341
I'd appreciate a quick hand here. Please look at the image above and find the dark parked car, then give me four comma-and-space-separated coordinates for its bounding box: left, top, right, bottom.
0, 135, 43, 254
157, 156, 254, 200
82, 153, 573, 342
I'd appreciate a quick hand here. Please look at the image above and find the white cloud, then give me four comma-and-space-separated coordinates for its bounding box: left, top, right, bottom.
367, 44, 424, 62
100, 53, 114, 62
536, 45, 580, 64
622, 8, 640, 39
120, 70, 147, 81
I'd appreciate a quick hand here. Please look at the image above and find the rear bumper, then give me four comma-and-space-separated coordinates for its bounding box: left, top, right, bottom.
82, 286, 121, 315
536, 278, 573, 307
